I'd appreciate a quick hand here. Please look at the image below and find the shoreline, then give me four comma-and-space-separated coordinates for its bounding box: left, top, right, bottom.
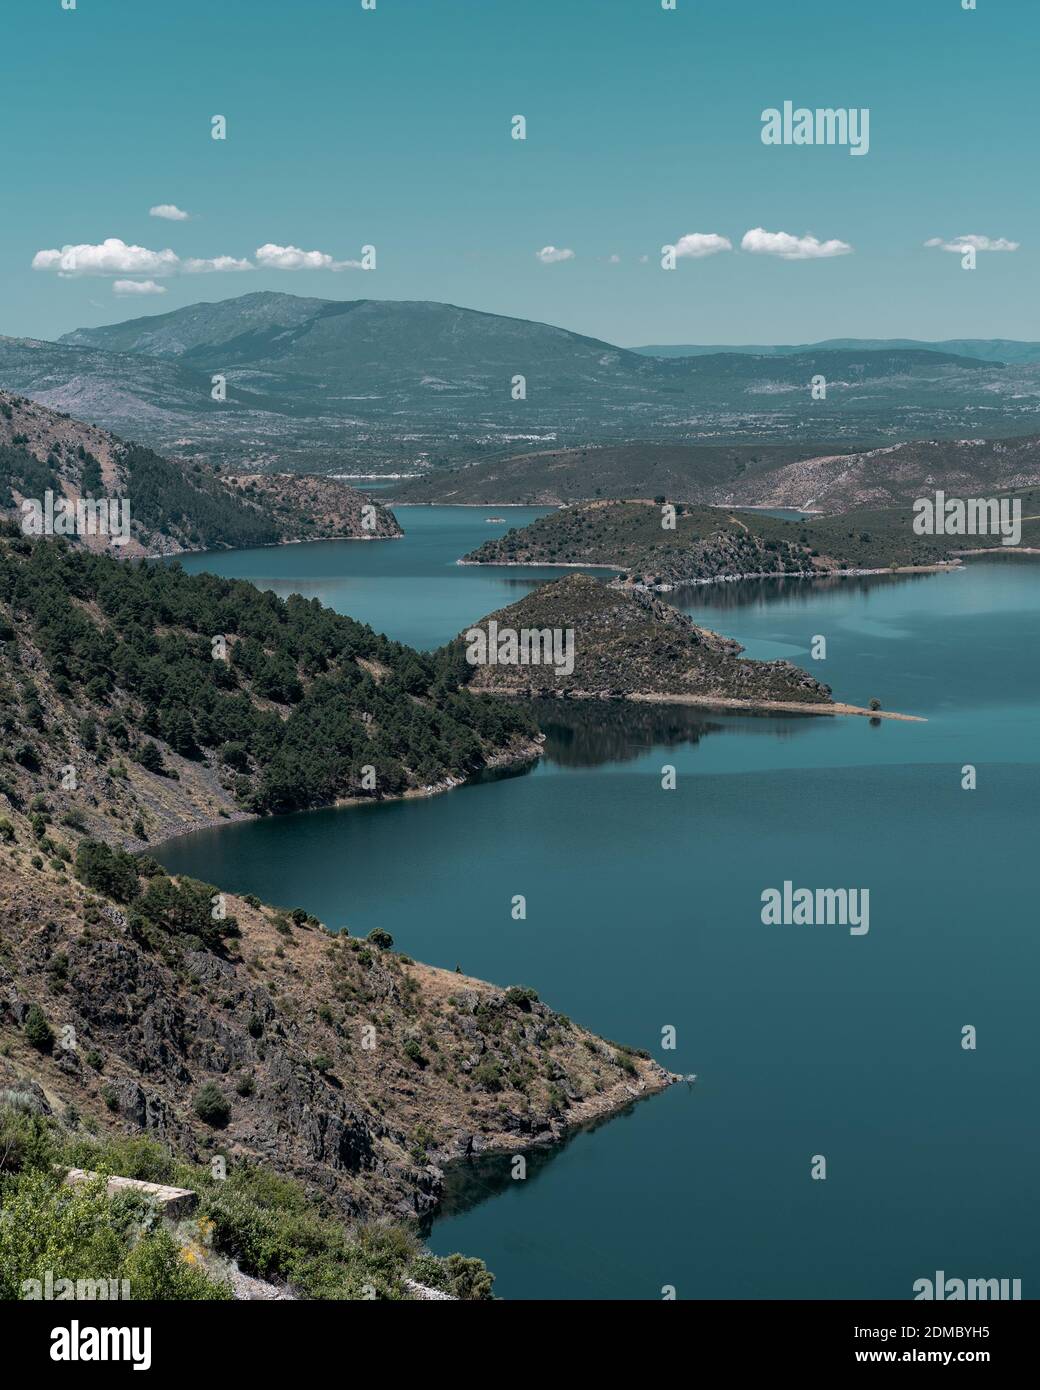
728, 503, 826, 515
136, 737, 544, 854
469, 687, 924, 722
650, 560, 960, 591
388, 500, 563, 509
951, 546, 1040, 557
432, 1059, 680, 1179
144, 531, 403, 562
457, 557, 620, 571
628, 692, 924, 721
458, 556, 962, 589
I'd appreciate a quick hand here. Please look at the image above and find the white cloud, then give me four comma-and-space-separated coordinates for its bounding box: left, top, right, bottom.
924, 234, 1019, 253
113, 279, 167, 296
184, 256, 254, 273
741, 227, 853, 260
32, 238, 181, 277
672, 233, 733, 259
607, 253, 621, 264
34, 235, 364, 281
149, 204, 190, 221
254, 242, 361, 271
535, 246, 575, 264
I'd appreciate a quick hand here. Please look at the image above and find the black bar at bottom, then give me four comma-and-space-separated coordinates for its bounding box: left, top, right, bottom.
7, 1298, 1033, 1373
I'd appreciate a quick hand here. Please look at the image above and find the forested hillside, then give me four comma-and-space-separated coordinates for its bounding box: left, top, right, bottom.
0, 527, 538, 845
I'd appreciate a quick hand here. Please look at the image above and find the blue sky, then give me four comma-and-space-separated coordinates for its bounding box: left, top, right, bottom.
4, 0, 1037, 346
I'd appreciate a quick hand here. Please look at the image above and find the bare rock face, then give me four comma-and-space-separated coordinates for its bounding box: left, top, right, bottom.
223, 473, 403, 541
0, 855, 674, 1223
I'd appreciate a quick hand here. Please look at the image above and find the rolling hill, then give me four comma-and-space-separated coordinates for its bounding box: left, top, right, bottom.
719, 433, 1040, 512
391, 441, 830, 505
397, 430, 1040, 513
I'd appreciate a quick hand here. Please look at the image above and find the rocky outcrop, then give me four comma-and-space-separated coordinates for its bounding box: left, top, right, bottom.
0, 830, 675, 1223
223, 473, 402, 541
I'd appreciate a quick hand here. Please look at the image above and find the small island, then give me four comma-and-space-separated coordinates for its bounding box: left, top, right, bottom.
450, 573, 828, 705
460, 497, 1040, 589
447, 573, 922, 720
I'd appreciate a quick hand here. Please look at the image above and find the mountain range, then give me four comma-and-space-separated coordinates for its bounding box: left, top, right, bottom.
633, 339, 1040, 365
1, 294, 1037, 475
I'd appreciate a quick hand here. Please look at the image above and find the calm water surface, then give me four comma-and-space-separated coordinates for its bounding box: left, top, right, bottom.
162, 514, 1039, 1300
176, 506, 564, 650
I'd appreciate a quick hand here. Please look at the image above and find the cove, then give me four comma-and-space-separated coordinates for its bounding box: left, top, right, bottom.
173, 505, 564, 651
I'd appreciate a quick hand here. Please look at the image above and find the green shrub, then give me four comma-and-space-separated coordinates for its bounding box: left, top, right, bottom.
615, 1048, 638, 1076
74, 839, 140, 904
0, 1169, 230, 1301
23, 1005, 53, 1052
504, 985, 538, 1010
121, 1226, 231, 1299
193, 1083, 231, 1128
130, 874, 239, 951
134, 741, 167, 775
0, 1104, 56, 1174
472, 1061, 503, 1091
408, 1250, 495, 1300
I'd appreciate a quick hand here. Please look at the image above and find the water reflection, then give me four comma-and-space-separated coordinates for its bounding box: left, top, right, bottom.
671, 568, 936, 615
476, 569, 618, 595
527, 698, 818, 768
420, 1101, 653, 1235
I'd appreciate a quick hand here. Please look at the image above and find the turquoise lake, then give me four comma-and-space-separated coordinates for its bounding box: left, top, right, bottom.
163, 509, 1040, 1300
